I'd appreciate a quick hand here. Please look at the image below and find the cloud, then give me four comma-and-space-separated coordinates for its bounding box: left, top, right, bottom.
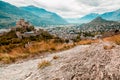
76, 0, 101, 6
3, 0, 120, 18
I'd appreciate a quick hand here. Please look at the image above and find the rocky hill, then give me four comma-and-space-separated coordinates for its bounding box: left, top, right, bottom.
0, 40, 120, 80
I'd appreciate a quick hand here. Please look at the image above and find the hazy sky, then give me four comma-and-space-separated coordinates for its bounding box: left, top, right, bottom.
3, 0, 120, 18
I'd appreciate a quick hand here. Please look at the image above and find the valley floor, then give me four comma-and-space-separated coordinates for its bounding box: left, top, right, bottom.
0, 41, 120, 80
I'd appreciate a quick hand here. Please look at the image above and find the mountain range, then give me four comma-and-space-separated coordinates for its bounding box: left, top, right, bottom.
78, 16, 120, 32
87, 17, 118, 25
66, 9, 120, 24
0, 1, 120, 29
0, 1, 67, 28
66, 13, 99, 24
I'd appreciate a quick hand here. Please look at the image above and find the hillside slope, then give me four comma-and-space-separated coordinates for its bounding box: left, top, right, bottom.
0, 1, 67, 28
66, 9, 120, 24
101, 9, 120, 21
0, 41, 120, 80
66, 13, 99, 24
78, 17, 120, 32
20, 6, 67, 25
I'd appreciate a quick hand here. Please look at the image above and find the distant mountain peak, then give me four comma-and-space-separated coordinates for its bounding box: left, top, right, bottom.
24, 5, 44, 10
88, 17, 107, 24
27, 5, 36, 7
0, 1, 6, 3
80, 13, 99, 19
116, 9, 120, 12
20, 5, 46, 11
20, 6, 67, 23
66, 8, 120, 24
86, 13, 99, 16
88, 16, 117, 25
0, 1, 67, 28
91, 16, 106, 22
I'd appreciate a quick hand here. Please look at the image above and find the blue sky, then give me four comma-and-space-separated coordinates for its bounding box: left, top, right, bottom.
3, 0, 120, 18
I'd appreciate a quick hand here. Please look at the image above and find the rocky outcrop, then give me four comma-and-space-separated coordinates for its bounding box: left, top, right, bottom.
0, 41, 120, 80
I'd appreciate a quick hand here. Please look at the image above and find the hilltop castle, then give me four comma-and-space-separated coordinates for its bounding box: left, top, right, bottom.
16, 19, 30, 29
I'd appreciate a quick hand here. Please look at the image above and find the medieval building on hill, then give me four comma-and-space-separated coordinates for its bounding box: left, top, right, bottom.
11, 19, 45, 39
16, 19, 30, 29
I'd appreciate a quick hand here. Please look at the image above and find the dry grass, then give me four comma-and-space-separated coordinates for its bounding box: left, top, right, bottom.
28, 41, 74, 53
0, 52, 28, 64
0, 39, 98, 64
77, 34, 120, 45
3, 33, 120, 64
0, 36, 114, 64
77, 39, 98, 45
38, 60, 51, 69
103, 45, 115, 50
103, 34, 120, 45
0, 40, 75, 64
53, 55, 59, 60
